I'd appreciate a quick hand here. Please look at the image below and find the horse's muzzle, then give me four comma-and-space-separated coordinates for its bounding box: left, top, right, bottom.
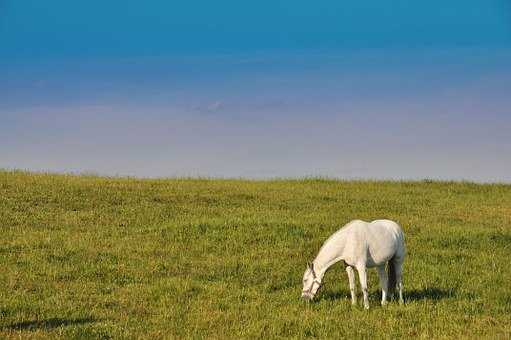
301, 293, 313, 301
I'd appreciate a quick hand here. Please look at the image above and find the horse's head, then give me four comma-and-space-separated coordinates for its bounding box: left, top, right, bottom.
302, 262, 322, 301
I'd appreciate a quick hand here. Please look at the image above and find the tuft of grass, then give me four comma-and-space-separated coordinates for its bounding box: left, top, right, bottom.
0, 169, 510, 338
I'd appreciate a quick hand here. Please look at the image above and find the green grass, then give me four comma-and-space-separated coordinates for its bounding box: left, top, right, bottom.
1, 170, 510, 339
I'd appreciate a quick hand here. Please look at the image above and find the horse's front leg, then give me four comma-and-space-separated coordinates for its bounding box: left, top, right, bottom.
356, 265, 369, 309
345, 265, 357, 306
377, 265, 388, 306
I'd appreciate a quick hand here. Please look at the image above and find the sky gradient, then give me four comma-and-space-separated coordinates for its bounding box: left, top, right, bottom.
1, 1, 510, 181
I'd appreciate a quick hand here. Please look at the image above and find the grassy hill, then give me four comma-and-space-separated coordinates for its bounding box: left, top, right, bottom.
0, 170, 510, 338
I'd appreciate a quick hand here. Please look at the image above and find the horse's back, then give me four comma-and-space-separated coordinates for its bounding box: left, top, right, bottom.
369, 219, 404, 241
365, 219, 405, 267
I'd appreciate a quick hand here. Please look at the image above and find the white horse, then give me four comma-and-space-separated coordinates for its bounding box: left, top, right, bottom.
301, 219, 406, 309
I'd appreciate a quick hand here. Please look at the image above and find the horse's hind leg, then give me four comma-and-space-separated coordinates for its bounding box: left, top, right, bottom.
395, 261, 404, 304
377, 265, 388, 306
345, 265, 357, 306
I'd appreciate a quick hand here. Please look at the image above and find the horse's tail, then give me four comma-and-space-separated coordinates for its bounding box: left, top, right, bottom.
387, 257, 397, 297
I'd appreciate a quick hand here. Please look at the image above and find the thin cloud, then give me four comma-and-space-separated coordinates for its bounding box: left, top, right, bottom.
192, 100, 225, 113
207, 100, 224, 111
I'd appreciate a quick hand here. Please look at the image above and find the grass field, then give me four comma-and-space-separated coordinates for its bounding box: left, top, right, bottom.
0, 170, 510, 339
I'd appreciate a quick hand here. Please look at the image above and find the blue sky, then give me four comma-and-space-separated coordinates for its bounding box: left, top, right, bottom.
1, 1, 510, 181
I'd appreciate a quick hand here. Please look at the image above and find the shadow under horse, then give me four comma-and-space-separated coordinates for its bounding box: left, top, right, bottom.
319, 286, 456, 303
